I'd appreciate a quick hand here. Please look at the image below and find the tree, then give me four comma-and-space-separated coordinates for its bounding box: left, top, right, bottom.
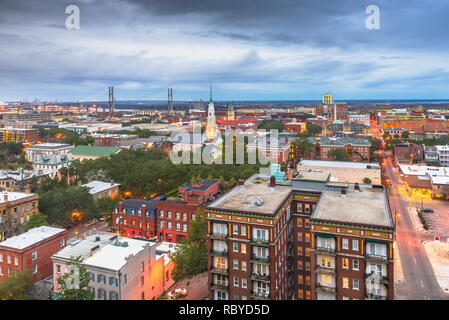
0, 270, 33, 300
305, 122, 322, 136
328, 149, 351, 161
171, 211, 207, 282
55, 256, 94, 300
363, 177, 372, 184
24, 212, 48, 231
401, 131, 410, 140
259, 120, 284, 131
294, 137, 313, 158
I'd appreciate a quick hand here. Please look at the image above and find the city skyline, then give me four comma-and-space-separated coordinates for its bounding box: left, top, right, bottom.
1, 0, 449, 101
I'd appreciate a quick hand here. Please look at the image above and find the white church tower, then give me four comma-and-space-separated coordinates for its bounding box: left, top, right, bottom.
205, 83, 219, 141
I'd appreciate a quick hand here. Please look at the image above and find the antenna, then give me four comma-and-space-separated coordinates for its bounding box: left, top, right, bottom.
108, 86, 115, 117
168, 88, 173, 114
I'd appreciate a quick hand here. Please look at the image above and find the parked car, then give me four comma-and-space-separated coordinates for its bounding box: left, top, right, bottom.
419, 208, 434, 213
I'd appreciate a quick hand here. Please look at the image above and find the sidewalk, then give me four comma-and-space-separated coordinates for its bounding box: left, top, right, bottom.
422, 241, 449, 294
407, 207, 429, 233
394, 245, 405, 284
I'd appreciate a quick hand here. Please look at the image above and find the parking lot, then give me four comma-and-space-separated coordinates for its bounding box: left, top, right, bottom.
415, 199, 449, 237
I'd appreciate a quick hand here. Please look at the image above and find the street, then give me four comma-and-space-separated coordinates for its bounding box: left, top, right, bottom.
372, 121, 449, 299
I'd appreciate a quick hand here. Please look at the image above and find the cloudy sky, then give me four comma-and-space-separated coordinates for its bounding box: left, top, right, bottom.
0, 0, 448, 101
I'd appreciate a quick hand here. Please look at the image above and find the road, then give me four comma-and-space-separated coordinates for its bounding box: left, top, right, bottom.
371, 120, 449, 299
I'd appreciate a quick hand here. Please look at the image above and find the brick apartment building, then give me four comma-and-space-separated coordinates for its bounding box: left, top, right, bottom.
0, 191, 39, 241
308, 137, 371, 162
113, 180, 221, 243
157, 179, 220, 243
284, 122, 306, 135
112, 196, 163, 239
206, 172, 395, 300
392, 143, 424, 166
0, 226, 67, 282
0, 128, 39, 144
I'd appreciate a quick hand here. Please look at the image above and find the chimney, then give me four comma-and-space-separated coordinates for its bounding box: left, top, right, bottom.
238, 180, 245, 186
270, 176, 276, 188
141, 205, 146, 218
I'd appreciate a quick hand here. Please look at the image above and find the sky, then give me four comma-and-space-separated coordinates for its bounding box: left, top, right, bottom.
0, 0, 448, 102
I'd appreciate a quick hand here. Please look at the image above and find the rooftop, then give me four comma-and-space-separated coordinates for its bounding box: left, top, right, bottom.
83, 238, 156, 271
0, 226, 65, 250
308, 136, 371, 146
209, 174, 291, 214
0, 191, 37, 204
27, 143, 72, 150
299, 159, 380, 170
52, 234, 118, 261
312, 187, 393, 228
69, 145, 121, 157
82, 180, 120, 195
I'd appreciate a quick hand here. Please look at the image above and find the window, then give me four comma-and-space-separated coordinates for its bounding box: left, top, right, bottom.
343, 258, 349, 269
241, 261, 247, 271
241, 226, 247, 236
298, 289, 303, 298
14, 256, 18, 266
176, 223, 180, 231
233, 277, 239, 287
175, 212, 180, 220
182, 213, 187, 220
32, 251, 37, 260
305, 262, 310, 271
353, 260, 359, 271
233, 259, 239, 270
297, 246, 303, 255
109, 277, 118, 287
213, 223, 227, 235
306, 290, 311, 300
305, 233, 310, 242
109, 291, 118, 300
306, 276, 311, 286
297, 203, 303, 213
352, 239, 359, 251
141, 292, 145, 300
298, 260, 303, 269
233, 242, 238, 253
342, 239, 349, 250
60, 238, 65, 247
159, 210, 164, 218
304, 204, 311, 213
304, 218, 310, 227
182, 224, 187, 232
305, 248, 310, 257
241, 278, 247, 288
342, 277, 349, 288
56, 265, 61, 273
297, 232, 303, 241
0, 267, 3, 275
167, 222, 172, 229
298, 275, 303, 284
32, 264, 38, 274
215, 257, 226, 269
233, 225, 239, 235
7, 255, 11, 264
141, 275, 144, 286
122, 274, 127, 284
0, 254, 2, 262
160, 221, 164, 229
241, 243, 247, 254
242, 295, 247, 300
353, 279, 359, 290
253, 228, 268, 241
167, 211, 172, 219
141, 262, 145, 272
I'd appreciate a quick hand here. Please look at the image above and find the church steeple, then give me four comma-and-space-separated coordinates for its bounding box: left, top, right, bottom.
209, 82, 213, 103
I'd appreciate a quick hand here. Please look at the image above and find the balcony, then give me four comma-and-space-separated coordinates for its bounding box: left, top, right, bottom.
251, 255, 270, 264
365, 272, 388, 284
210, 249, 228, 257
251, 273, 270, 282
211, 282, 229, 291
366, 252, 388, 263
315, 264, 336, 275
210, 233, 228, 240
315, 246, 335, 255
251, 290, 270, 300
211, 267, 228, 275
251, 238, 270, 247
366, 292, 387, 300
315, 283, 336, 294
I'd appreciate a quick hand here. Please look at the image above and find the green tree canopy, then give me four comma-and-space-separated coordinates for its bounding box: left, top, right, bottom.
0, 270, 33, 300
328, 148, 351, 161
55, 256, 94, 300
305, 122, 322, 136
294, 137, 314, 158
171, 211, 208, 282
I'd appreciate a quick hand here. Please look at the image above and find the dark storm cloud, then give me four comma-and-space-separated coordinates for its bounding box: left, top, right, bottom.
0, 0, 448, 100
